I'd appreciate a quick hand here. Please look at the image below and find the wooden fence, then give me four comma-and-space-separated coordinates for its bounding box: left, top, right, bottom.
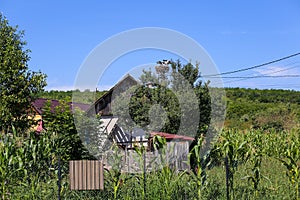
102, 140, 190, 173
69, 160, 104, 190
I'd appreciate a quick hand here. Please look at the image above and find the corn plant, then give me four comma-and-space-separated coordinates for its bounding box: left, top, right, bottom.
104, 144, 133, 199
187, 135, 209, 199
216, 129, 249, 199
243, 130, 270, 196
147, 135, 188, 199
278, 130, 300, 200
0, 133, 18, 199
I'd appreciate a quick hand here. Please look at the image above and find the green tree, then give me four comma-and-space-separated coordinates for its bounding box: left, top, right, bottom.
171, 59, 200, 88
0, 14, 47, 133
112, 60, 211, 138
171, 59, 211, 136
41, 100, 93, 162
128, 84, 181, 134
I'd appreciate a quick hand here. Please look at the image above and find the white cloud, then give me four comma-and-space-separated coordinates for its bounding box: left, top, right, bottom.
253, 66, 300, 76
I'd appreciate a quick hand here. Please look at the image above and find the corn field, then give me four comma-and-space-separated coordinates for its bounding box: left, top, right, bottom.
0, 128, 299, 199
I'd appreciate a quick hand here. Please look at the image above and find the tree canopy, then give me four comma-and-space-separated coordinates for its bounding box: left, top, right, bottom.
112, 60, 211, 138
0, 14, 47, 133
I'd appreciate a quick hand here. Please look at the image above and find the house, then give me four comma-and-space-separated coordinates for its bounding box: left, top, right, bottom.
30, 98, 90, 133
86, 74, 138, 116
89, 74, 194, 171
32, 98, 90, 116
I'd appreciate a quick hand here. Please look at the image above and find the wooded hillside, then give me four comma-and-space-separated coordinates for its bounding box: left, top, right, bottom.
225, 88, 300, 130
38, 87, 300, 131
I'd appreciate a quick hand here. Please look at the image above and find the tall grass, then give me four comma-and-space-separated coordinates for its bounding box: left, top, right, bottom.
0, 128, 299, 199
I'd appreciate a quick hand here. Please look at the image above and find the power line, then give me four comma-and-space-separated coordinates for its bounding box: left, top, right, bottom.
220, 63, 300, 84
250, 83, 300, 87
203, 52, 300, 77
209, 63, 295, 85
209, 75, 300, 79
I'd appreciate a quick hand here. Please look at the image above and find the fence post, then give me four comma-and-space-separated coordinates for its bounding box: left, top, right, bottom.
57, 155, 61, 200
143, 149, 146, 199
225, 155, 230, 200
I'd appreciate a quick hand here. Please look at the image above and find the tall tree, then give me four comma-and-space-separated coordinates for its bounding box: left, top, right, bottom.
112, 60, 211, 138
171, 59, 211, 137
0, 14, 47, 133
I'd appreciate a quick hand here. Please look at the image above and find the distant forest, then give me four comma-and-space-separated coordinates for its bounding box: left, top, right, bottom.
38, 88, 300, 131
37, 89, 107, 104
224, 88, 300, 130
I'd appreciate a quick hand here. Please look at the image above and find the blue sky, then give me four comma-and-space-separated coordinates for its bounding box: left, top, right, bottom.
1, 1, 300, 91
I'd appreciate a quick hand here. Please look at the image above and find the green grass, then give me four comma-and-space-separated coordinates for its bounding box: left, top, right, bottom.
3, 159, 297, 200
51, 157, 296, 200
1, 129, 300, 199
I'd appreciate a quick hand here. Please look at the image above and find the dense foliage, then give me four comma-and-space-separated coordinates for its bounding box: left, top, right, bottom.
1, 128, 299, 199
41, 100, 93, 161
0, 14, 46, 133
37, 87, 300, 132
38, 89, 106, 104
0, 100, 97, 199
112, 60, 212, 138
1, 14, 300, 200
225, 88, 300, 130
226, 87, 300, 104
